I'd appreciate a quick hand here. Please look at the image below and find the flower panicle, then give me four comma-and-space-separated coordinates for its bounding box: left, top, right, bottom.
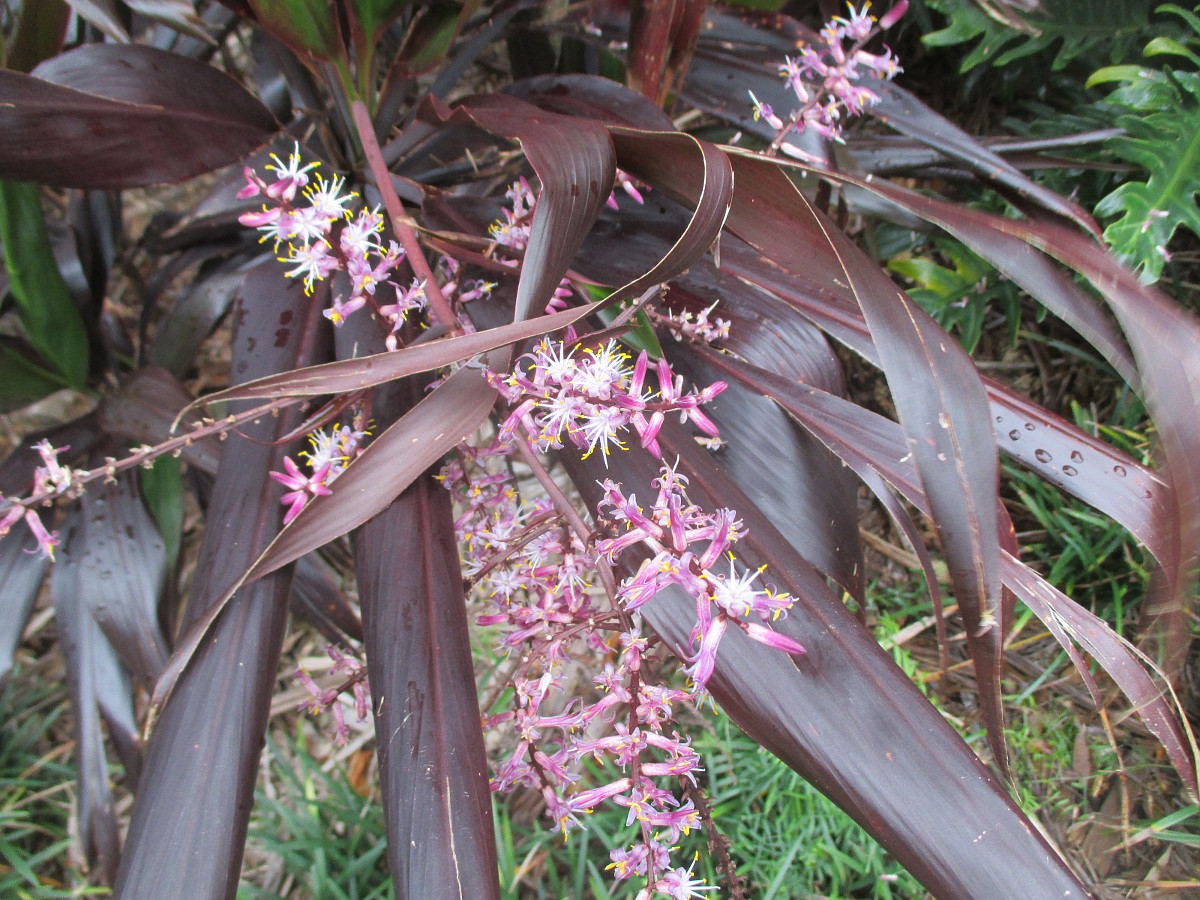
752, 2, 906, 155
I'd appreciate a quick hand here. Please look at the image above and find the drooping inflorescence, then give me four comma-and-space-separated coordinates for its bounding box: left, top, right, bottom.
750, 1, 907, 160
238, 143, 427, 335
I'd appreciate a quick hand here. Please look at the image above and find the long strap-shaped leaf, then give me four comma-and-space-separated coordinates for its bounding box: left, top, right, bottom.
355, 471, 499, 898
812, 168, 1200, 682
0, 45, 276, 189
719, 351, 1198, 798
116, 265, 330, 900
717, 232, 1170, 563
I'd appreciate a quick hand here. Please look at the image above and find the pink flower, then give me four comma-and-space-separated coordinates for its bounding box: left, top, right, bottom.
269, 456, 333, 524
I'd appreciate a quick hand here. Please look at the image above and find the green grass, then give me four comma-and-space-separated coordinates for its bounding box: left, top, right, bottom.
238, 731, 392, 900
0, 668, 105, 899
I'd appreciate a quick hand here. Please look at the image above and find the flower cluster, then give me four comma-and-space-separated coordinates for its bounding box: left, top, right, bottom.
0, 440, 80, 560
489, 174, 646, 315
441, 442, 718, 895
596, 464, 805, 688
238, 144, 428, 333
487, 338, 727, 464
295, 644, 371, 746
750, 1, 906, 157
656, 302, 731, 345
270, 419, 369, 524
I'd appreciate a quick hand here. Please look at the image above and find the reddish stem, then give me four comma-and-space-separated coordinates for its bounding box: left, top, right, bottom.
349, 100, 459, 331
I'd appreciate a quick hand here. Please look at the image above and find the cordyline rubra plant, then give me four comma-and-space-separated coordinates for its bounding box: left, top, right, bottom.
1, 0, 1197, 897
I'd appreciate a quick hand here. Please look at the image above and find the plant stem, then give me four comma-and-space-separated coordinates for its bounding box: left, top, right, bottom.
349, 99, 459, 331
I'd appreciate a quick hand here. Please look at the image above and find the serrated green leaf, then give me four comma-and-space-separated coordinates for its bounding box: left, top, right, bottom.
1086, 64, 1144, 88
925, 0, 1156, 73
1096, 69, 1200, 281
0, 180, 89, 388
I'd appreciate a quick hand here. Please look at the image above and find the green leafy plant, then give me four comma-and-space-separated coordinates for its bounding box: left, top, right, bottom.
1088, 3, 1200, 282
886, 235, 1029, 352
0, 2, 1198, 898
922, 0, 1158, 72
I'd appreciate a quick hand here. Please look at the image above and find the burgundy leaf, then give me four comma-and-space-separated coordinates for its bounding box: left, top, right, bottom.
627, 0, 705, 105
151, 359, 500, 722
331, 290, 498, 897
1001, 552, 1199, 798
52, 509, 138, 886
188, 299, 610, 405
870, 83, 1100, 236
0, 531, 50, 691
735, 359, 1198, 794
428, 93, 616, 321
507, 73, 676, 131
718, 230, 1168, 566
823, 169, 1200, 680
149, 264, 249, 378
355, 473, 499, 898
242, 360, 497, 584
116, 263, 330, 900
0, 45, 276, 189
289, 553, 363, 645
664, 149, 1009, 772
77, 474, 169, 686
816, 168, 1138, 391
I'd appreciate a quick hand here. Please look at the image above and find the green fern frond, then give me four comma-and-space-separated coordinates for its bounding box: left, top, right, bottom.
924, 0, 1157, 72
1092, 6, 1200, 283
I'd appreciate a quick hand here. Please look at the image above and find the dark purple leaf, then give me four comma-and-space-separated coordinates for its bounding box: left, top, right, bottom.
52, 509, 138, 885
870, 83, 1100, 236
244, 361, 497, 584
817, 168, 1138, 391
148, 265, 248, 377
0, 45, 277, 189
1001, 553, 1198, 797
355, 472, 499, 898
0, 531, 50, 692
289, 553, 363, 645
151, 358, 499, 721
76, 475, 169, 686
825, 170, 1200, 680
729, 357, 1197, 794
188, 299, 612, 404
429, 93, 616, 321
663, 149, 1009, 772
627, 0, 705, 105
66, 0, 131, 43
717, 230, 1168, 566
507, 73, 676, 131
331, 289, 498, 897
116, 263, 331, 899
